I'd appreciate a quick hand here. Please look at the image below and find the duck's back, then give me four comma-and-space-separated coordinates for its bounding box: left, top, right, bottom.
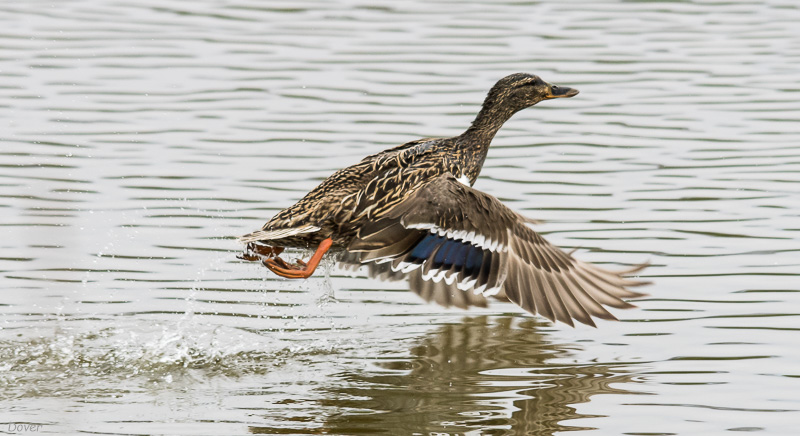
256, 137, 453, 247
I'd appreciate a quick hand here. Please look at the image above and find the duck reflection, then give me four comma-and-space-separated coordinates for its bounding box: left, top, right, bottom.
250, 316, 642, 435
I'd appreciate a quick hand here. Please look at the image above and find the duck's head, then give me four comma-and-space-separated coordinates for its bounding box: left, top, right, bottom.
468, 73, 579, 135
486, 72, 579, 113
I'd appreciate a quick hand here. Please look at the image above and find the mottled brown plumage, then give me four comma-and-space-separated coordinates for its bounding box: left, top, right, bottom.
239, 73, 649, 326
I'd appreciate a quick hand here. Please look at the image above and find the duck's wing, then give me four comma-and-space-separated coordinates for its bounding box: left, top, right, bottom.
347, 174, 648, 327
338, 251, 491, 309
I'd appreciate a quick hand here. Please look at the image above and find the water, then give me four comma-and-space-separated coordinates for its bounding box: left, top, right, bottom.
1, 0, 799, 434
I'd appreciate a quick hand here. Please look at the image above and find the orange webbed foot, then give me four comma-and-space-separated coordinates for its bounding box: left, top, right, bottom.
261, 238, 333, 279
238, 242, 286, 262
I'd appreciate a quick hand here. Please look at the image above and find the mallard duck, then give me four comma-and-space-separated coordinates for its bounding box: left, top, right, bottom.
239, 72, 648, 327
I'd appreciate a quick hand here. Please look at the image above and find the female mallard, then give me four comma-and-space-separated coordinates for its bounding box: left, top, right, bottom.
240, 73, 648, 327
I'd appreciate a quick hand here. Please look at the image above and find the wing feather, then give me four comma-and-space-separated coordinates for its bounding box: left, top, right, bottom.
345, 173, 648, 326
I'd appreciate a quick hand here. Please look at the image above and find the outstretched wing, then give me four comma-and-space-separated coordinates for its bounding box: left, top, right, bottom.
347, 174, 648, 327
339, 250, 491, 309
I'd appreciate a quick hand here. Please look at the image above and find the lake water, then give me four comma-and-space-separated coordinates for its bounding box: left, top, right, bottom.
1, 0, 799, 434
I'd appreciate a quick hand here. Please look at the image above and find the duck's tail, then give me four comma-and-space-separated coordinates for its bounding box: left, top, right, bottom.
238, 224, 321, 244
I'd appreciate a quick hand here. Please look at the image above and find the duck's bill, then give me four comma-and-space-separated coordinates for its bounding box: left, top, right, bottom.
546, 85, 579, 98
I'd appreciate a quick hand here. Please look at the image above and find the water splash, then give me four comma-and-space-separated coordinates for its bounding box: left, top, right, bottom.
0, 319, 341, 401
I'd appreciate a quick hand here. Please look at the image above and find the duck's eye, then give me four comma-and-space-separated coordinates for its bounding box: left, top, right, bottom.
514, 80, 536, 89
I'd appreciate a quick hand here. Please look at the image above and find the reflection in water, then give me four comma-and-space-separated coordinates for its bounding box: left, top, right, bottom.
251, 317, 641, 435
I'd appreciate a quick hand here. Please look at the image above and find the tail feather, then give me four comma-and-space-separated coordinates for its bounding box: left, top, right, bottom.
239, 225, 321, 243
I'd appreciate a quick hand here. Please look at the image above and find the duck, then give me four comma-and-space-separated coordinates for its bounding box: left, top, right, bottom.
239, 72, 649, 327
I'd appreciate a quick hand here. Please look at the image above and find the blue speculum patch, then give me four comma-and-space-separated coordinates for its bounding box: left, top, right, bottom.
408, 233, 486, 279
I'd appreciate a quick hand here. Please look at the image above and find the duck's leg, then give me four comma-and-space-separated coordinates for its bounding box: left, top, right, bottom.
263, 238, 333, 279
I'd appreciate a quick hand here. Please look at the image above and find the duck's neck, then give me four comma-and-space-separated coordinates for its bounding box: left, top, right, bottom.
456, 98, 520, 183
